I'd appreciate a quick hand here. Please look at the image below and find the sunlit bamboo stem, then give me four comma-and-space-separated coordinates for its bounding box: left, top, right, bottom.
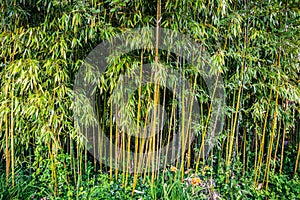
10, 80, 15, 187
264, 88, 279, 190
132, 53, 144, 195
254, 90, 272, 185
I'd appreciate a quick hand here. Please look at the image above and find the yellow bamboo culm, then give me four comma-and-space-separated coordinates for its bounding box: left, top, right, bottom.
264, 88, 279, 190
195, 72, 220, 173
273, 119, 281, 173
115, 103, 119, 180
10, 78, 15, 188
149, 0, 161, 187
254, 88, 272, 185
4, 83, 10, 185
132, 53, 144, 195
279, 124, 286, 175
109, 100, 113, 180
263, 50, 280, 189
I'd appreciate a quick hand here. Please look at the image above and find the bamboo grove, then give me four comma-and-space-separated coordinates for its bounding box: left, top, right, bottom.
0, 0, 299, 196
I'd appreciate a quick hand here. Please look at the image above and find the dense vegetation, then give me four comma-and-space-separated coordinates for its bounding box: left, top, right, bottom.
0, 0, 299, 199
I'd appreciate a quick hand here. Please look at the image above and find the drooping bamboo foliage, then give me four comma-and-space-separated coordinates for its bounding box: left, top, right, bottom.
0, 0, 299, 196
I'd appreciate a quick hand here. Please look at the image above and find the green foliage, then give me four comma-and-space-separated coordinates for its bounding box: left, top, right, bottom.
1, 161, 299, 199
0, 0, 299, 198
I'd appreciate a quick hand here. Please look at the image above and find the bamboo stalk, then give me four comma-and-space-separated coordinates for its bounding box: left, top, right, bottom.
196, 72, 220, 172
227, 61, 244, 181
242, 129, 246, 175
4, 83, 10, 185
273, 119, 281, 173
109, 99, 113, 180
186, 73, 198, 171
264, 88, 279, 190
254, 90, 272, 185
279, 121, 287, 175
10, 78, 15, 187
150, 0, 161, 186
264, 49, 281, 189
115, 103, 119, 179
254, 125, 258, 176
294, 140, 300, 175
132, 53, 144, 195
